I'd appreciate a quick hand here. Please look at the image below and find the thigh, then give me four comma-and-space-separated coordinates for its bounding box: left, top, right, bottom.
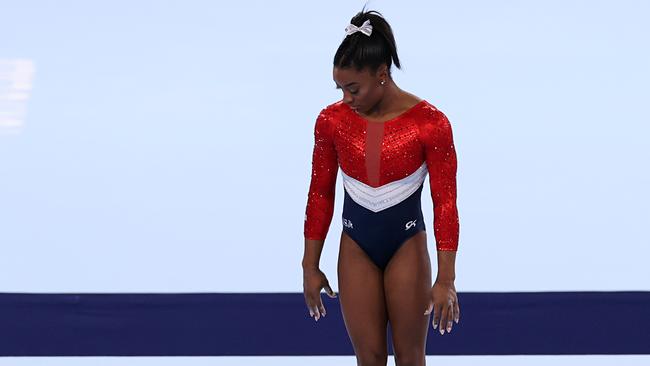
338, 230, 389, 364
384, 230, 431, 365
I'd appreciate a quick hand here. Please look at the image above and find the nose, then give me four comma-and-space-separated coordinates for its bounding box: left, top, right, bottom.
339, 89, 355, 106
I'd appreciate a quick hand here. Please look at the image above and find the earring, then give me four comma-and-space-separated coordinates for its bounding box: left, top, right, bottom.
380, 80, 385, 85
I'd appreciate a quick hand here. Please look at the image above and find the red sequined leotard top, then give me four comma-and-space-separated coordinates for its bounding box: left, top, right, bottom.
304, 99, 459, 251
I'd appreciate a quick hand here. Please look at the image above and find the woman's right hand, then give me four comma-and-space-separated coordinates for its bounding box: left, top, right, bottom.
303, 267, 337, 321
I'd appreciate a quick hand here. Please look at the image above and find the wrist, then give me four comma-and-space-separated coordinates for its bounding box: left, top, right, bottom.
302, 262, 319, 271
435, 276, 455, 285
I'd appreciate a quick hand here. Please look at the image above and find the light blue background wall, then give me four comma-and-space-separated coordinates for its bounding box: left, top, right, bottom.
1, 0, 648, 364
1, 0, 649, 291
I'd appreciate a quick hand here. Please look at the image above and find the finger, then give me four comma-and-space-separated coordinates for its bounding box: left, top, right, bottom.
324, 283, 337, 298
313, 305, 321, 321
454, 299, 460, 323
305, 297, 314, 317
448, 301, 458, 329
439, 302, 450, 335
432, 302, 441, 329
424, 287, 434, 316
445, 301, 454, 333
308, 303, 316, 318
424, 301, 433, 315
307, 296, 320, 319
317, 293, 327, 317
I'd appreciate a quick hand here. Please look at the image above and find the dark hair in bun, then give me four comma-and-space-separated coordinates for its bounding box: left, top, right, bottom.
333, 5, 402, 78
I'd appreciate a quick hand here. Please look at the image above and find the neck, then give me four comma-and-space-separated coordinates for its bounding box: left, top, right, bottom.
365, 81, 403, 117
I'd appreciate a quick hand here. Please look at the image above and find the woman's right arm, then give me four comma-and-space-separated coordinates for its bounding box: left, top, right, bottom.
302, 109, 339, 321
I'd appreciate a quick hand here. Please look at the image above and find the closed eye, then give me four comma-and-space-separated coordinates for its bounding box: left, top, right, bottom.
335, 86, 358, 95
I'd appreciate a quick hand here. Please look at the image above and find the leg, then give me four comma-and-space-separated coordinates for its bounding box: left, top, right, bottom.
338, 231, 389, 366
384, 230, 432, 366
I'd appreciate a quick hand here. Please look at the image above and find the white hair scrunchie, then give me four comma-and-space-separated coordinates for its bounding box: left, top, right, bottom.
344, 19, 373, 36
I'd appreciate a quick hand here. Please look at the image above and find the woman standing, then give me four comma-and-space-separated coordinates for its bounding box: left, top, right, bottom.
302, 7, 460, 366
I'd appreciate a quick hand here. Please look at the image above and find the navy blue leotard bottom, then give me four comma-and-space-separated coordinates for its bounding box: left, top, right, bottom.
341, 183, 427, 271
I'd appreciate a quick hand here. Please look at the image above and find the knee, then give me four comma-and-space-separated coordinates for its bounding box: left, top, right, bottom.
356, 349, 388, 366
394, 350, 425, 366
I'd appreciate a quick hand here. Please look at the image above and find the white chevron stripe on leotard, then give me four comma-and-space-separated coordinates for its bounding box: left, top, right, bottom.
340, 162, 428, 213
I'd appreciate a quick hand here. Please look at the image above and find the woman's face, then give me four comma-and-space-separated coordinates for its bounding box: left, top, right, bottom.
333, 65, 386, 114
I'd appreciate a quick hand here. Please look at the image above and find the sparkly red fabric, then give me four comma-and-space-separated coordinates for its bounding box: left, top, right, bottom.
304, 100, 459, 251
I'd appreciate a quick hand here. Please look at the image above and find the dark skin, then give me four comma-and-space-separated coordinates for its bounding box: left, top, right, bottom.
303, 63, 459, 365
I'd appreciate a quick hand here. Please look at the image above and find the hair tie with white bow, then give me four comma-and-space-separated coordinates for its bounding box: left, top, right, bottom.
344, 19, 373, 36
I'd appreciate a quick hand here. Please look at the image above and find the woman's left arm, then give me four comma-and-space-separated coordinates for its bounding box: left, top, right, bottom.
420, 108, 460, 335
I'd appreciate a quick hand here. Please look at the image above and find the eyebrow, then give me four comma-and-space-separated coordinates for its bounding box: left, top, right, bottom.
335, 82, 359, 89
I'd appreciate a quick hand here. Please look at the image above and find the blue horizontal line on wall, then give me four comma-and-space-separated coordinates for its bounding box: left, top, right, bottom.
0, 291, 648, 356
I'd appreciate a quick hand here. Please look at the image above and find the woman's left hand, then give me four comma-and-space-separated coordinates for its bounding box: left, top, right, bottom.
424, 280, 460, 335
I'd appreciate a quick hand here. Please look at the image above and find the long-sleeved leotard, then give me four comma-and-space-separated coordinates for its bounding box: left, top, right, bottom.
304, 99, 459, 253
